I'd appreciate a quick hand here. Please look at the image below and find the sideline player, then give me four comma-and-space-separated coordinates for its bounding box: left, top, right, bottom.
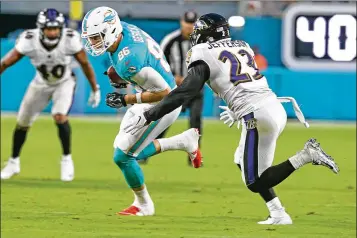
81, 6, 202, 216
0, 9, 101, 182
124, 13, 340, 224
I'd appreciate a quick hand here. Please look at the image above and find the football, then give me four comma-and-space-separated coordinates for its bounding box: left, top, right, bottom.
106, 66, 124, 84
105, 66, 128, 88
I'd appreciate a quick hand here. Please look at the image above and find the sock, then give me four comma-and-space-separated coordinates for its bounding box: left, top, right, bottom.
259, 188, 277, 203
133, 186, 153, 206
289, 150, 312, 169
266, 197, 284, 212
12, 127, 28, 158
121, 159, 144, 189
114, 148, 145, 189
56, 121, 71, 155
62, 154, 72, 161
254, 160, 296, 190
136, 142, 157, 160
157, 134, 187, 152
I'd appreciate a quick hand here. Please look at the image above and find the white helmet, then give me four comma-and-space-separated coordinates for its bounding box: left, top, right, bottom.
81, 7, 123, 56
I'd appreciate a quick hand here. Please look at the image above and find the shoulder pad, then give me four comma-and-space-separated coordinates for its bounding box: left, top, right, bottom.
15, 29, 38, 55
64, 29, 83, 55
186, 44, 207, 68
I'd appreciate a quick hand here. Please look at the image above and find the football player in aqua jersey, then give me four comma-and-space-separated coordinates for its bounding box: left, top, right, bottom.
81, 6, 202, 216
124, 13, 340, 224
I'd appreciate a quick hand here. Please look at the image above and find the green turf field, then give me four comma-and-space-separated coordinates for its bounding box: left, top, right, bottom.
1, 116, 356, 238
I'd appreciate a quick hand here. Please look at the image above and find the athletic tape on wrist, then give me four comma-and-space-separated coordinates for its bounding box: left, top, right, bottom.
136, 93, 142, 104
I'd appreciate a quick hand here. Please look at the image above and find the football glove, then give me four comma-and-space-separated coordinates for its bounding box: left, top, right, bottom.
88, 85, 101, 108
219, 105, 237, 128
106, 92, 127, 109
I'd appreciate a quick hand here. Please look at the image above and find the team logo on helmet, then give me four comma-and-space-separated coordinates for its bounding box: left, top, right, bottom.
194, 20, 209, 30
103, 10, 116, 24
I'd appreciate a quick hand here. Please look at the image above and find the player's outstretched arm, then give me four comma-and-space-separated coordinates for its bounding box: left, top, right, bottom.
74, 50, 101, 108
74, 50, 98, 92
144, 61, 210, 123
0, 49, 24, 75
124, 88, 170, 105
124, 61, 210, 134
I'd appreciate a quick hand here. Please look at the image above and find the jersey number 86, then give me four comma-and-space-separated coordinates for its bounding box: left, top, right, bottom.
141, 31, 171, 73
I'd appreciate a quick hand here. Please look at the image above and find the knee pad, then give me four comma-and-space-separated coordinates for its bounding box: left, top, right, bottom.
113, 148, 132, 167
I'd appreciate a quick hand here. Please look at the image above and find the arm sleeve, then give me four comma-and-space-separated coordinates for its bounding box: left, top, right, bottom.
143, 61, 210, 122
132, 66, 169, 92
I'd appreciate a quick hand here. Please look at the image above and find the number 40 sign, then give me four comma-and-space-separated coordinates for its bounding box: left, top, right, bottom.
282, 3, 356, 71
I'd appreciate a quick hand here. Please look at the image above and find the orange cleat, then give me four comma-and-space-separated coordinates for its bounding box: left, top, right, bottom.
189, 148, 202, 168
117, 205, 140, 216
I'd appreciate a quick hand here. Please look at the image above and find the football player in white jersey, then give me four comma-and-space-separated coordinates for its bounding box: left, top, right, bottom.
0, 9, 101, 182
124, 13, 340, 224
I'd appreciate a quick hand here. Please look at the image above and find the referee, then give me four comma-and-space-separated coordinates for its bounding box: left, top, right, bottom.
159, 10, 204, 166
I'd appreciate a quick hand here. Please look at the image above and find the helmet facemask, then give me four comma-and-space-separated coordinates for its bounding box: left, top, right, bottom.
84, 32, 109, 56
41, 27, 62, 46
37, 9, 65, 47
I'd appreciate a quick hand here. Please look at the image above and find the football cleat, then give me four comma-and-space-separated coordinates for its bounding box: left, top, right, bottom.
304, 138, 339, 174
1, 158, 20, 180
117, 204, 154, 216
182, 128, 202, 168
258, 214, 293, 225
258, 209, 292, 225
117, 205, 141, 216
188, 149, 202, 168
61, 155, 74, 182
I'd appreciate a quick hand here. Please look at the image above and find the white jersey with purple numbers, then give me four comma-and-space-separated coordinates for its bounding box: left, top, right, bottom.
186, 38, 276, 119
15, 28, 83, 85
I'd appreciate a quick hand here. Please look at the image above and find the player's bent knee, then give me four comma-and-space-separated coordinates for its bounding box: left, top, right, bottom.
53, 114, 68, 124
16, 124, 30, 131
247, 180, 262, 193
113, 148, 131, 166
17, 116, 34, 128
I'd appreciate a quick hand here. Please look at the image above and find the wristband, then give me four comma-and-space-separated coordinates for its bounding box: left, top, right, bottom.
136, 93, 142, 104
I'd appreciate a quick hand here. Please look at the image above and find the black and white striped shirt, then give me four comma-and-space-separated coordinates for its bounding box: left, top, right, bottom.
160, 29, 192, 77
